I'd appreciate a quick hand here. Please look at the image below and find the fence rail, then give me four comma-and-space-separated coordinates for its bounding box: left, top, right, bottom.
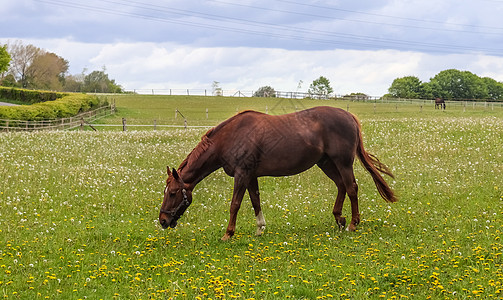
2, 96, 502, 132
125, 88, 384, 100
0, 105, 116, 132
122, 88, 503, 103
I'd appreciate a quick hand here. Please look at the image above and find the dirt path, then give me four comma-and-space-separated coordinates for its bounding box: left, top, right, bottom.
0, 102, 18, 106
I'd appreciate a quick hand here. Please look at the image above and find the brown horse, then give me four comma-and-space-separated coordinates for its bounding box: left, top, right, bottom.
435, 98, 446, 109
160, 106, 397, 240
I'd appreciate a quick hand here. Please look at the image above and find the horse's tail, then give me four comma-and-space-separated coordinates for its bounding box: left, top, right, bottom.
351, 115, 398, 203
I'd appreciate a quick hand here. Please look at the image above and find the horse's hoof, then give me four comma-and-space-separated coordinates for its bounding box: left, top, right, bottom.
255, 226, 265, 236
347, 224, 357, 232
336, 217, 346, 230
221, 233, 232, 241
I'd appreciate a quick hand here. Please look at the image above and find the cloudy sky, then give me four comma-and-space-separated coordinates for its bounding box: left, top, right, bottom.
2, 0, 503, 96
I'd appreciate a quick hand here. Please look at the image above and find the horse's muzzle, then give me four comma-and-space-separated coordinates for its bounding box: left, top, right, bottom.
160, 216, 178, 229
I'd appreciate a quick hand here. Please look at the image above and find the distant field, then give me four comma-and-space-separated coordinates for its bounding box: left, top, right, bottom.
98, 94, 503, 129
1, 95, 502, 299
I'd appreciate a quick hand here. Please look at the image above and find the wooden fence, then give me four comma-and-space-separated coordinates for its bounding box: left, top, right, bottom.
0, 105, 116, 132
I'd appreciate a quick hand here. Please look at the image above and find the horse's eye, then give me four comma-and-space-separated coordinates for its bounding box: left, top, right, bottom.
170, 192, 177, 197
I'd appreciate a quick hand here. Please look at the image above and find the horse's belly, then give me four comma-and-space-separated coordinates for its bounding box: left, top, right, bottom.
255, 147, 323, 176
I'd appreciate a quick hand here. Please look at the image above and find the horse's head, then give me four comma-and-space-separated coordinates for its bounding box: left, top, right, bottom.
159, 167, 192, 229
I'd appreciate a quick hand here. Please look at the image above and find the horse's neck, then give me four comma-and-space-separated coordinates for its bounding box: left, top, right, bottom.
179, 139, 220, 187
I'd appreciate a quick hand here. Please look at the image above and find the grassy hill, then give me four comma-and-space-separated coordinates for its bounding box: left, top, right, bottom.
99, 94, 503, 129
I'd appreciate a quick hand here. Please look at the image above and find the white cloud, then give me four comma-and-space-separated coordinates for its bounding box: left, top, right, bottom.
4, 38, 503, 96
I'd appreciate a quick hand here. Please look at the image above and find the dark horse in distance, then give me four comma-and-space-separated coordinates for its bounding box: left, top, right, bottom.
435, 98, 446, 109
159, 106, 397, 240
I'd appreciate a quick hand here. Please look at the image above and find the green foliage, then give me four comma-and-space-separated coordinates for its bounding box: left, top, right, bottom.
253, 86, 276, 97
0, 74, 18, 87
388, 69, 503, 101
0, 87, 103, 120
0, 86, 64, 104
308, 76, 333, 98
81, 70, 123, 93
481, 77, 503, 100
0, 44, 10, 74
388, 76, 422, 98
429, 69, 488, 100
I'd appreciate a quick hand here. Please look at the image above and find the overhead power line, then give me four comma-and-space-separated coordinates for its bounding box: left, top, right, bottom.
34, 0, 503, 55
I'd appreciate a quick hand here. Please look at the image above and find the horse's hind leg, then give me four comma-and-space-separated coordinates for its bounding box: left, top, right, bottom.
337, 164, 360, 232
248, 177, 266, 236
317, 159, 347, 230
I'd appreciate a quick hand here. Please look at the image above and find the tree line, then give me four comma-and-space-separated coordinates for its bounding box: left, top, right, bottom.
386, 69, 503, 101
0, 41, 123, 93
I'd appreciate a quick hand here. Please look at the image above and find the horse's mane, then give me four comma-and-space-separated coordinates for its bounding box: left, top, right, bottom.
178, 110, 258, 172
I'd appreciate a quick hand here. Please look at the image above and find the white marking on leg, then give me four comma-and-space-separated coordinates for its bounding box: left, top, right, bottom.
255, 211, 266, 236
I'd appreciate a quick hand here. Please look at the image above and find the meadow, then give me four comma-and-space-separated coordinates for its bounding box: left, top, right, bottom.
1, 95, 503, 299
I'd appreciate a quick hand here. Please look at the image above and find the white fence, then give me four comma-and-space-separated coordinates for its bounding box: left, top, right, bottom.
124, 88, 376, 100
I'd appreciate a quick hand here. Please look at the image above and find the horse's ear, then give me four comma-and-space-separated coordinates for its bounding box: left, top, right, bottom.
172, 168, 180, 180
167, 166, 172, 176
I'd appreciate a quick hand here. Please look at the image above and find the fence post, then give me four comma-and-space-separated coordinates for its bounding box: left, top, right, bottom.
154, 119, 157, 130
122, 118, 127, 131
80, 118, 84, 131
5, 120, 8, 132
184, 119, 187, 129
175, 108, 177, 120
206, 108, 208, 119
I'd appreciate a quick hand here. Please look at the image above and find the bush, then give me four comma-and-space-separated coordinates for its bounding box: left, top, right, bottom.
0, 87, 105, 120
0, 87, 65, 104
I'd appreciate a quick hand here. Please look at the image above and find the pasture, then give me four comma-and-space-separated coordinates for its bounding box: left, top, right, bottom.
1, 95, 502, 299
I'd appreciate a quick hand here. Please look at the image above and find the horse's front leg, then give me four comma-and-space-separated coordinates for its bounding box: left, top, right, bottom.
222, 176, 248, 241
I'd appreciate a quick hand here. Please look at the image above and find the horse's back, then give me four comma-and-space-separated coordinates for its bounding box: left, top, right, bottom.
216, 106, 360, 176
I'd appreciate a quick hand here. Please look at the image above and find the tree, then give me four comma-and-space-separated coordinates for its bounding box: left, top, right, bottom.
63, 74, 84, 92
308, 76, 333, 98
81, 68, 123, 93
481, 77, 503, 100
388, 76, 422, 98
27, 51, 69, 91
7, 41, 41, 88
0, 74, 17, 87
387, 69, 503, 100
0, 44, 10, 76
253, 86, 276, 97
429, 69, 488, 100
344, 92, 369, 100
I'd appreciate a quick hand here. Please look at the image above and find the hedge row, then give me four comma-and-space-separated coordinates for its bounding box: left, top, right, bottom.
0, 89, 105, 120
0, 87, 66, 104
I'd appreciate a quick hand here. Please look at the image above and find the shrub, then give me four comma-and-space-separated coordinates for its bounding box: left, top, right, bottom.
0, 87, 65, 104
0, 87, 104, 120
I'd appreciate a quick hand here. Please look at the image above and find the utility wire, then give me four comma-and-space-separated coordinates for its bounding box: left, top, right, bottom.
34, 0, 503, 55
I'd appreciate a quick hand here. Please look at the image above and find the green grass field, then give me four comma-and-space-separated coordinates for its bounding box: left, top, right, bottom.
1, 95, 503, 299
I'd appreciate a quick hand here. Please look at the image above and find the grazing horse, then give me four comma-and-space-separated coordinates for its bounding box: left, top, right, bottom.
435, 98, 446, 109
159, 106, 397, 240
